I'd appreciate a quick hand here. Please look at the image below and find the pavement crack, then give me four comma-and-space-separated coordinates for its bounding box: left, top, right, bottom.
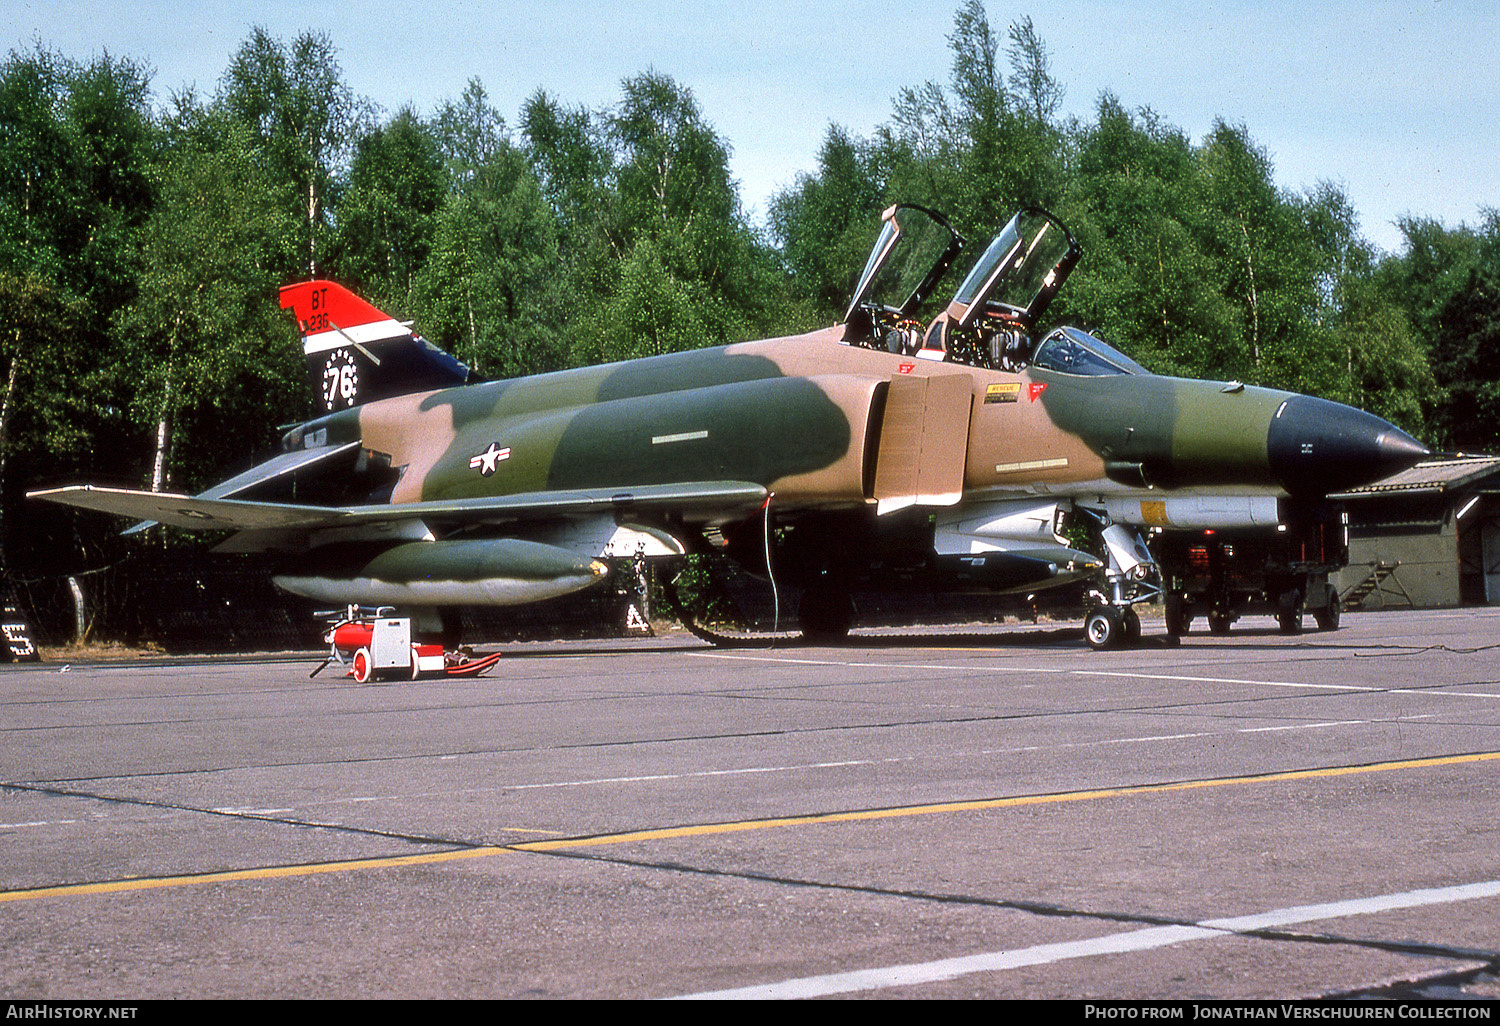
522, 847, 1500, 969
0, 780, 471, 851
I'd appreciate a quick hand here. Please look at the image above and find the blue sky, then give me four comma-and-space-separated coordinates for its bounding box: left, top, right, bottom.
6, 0, 1498, 254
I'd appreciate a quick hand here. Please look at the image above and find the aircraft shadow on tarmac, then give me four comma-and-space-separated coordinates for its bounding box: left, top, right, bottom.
508, 622, 1466, 660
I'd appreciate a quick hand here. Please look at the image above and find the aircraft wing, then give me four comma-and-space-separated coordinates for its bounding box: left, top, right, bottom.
193, 441, 364, 500
30, 485, 358, 531
118, 440, 366, 535
29, 480, 771, 533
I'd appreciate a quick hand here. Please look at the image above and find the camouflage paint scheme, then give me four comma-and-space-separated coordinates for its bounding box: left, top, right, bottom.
287, 331, 1320, 513
31, 207, 1428, 648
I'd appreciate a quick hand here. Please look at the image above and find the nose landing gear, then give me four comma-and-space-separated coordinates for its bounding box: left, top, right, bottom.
1082, 516, 1159, 651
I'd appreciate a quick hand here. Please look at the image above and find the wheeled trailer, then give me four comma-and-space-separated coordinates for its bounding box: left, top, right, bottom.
1153, 504, 1348, 636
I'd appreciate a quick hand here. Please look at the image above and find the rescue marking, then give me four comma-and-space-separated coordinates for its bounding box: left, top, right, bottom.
994, 457, 1069, 475
650, 429, 709, 445
4, 751, 1495, 906
669, 878, 1500, 999
984, 382, 1020, 404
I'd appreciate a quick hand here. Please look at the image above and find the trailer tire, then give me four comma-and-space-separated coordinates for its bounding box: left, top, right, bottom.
1277, 589, 1304, 635
1314, 595, 1341, 631
1164, 593, 1188, 637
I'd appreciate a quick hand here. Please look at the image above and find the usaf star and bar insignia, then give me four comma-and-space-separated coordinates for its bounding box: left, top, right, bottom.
468, 442, 512, 476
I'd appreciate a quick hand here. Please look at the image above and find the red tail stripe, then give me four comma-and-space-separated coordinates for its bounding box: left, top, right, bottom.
280, 280, 397, 336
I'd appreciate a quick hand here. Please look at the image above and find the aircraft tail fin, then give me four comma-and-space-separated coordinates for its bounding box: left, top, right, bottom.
280, 280, 473, 414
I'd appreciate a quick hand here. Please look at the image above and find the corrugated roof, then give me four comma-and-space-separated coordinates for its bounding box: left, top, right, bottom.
1334, 455, 1500, 498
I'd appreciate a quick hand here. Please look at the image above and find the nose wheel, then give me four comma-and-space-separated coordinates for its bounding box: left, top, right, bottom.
1085, 604, 1141, 650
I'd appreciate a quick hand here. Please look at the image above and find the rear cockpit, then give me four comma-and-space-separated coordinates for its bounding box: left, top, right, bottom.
841, 204, 965, 355
842, 206, 1091, 374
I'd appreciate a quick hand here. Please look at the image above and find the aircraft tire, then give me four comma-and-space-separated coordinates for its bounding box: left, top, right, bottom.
1085, 606, 1125, 650
799, 587, 853, 643
1208, 611, 1232, 636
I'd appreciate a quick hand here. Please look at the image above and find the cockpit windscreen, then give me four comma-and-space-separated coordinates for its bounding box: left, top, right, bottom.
1031, 327, 1148, 376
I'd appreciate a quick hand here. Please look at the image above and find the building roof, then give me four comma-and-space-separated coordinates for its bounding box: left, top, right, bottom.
1333, 455, 1500, 499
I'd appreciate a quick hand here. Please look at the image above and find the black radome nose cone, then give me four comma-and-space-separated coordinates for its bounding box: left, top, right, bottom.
1268, 395, 1429, 494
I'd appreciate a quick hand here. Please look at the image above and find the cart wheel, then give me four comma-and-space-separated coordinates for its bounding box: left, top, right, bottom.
353, 647, 373, 683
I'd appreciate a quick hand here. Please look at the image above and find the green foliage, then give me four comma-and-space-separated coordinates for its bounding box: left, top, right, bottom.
118, 117, 303, 490
768, 126, 887, 322
0, 267, 89, 454
328, 108, 448, 307
1431, 268, 1500, 452
1056, 95, 1236, 379
216, 27, 375, 276
0, 47, 160, 464
586, 234, 709, 363
1373, 214, 1500, 446
413, 141, 567, 378
1300, 181, 1434, 435
9, 3, 1500, 583
522, 71, 786, 365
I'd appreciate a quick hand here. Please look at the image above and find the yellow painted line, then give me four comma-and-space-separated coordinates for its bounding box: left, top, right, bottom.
4, 750, 1497, 904
511, 750, 1500, 851
0, 847, 502, 903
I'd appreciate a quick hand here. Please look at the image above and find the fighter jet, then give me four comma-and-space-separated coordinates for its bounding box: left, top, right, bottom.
30, 205, 1428, 649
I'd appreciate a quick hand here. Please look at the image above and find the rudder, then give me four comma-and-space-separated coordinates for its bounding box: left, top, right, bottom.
280, 280, 472, 414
